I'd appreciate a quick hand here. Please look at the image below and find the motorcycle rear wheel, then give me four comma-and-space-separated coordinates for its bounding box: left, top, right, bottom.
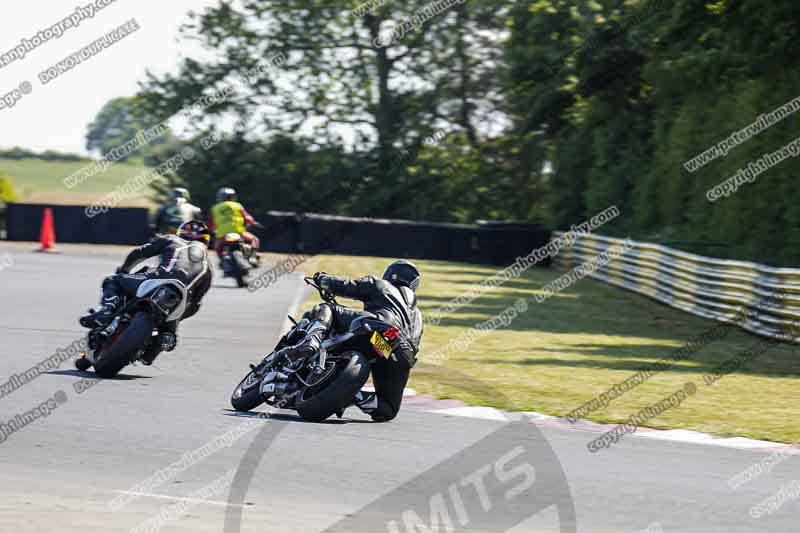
93, 312, 154, 378
296, 351, 370, 422
232, 250, 248, 288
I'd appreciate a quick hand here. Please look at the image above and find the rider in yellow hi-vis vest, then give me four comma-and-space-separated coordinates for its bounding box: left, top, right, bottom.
211, 200, 246, 236
209, 187, 261, 257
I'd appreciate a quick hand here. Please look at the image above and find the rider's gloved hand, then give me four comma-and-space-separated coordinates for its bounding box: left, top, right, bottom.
313, 272, 328, 285
115, 266, 125, 275
159, 332, 177, 352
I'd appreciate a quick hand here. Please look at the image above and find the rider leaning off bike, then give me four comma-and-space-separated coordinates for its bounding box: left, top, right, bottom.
209, 187, 260, 260
285, 260, 423, 422
79, 220, 214, 364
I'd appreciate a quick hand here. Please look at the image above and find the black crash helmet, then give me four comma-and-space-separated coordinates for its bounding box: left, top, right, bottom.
383, 260, 421, 291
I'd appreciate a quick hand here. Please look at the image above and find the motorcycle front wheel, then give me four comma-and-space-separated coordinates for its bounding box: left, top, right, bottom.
231, 364, 268, 412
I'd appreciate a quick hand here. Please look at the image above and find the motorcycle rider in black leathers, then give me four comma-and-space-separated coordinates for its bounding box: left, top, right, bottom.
79, 220, 214, 364
284, 260, 423, 422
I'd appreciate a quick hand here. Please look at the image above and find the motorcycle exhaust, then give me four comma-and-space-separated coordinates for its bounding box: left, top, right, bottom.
263, 370, 289, 383
259, 370, 290, 398
260, 381, 291, 398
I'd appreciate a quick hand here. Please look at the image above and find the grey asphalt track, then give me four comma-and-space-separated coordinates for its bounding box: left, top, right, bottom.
0, 243, 797, 533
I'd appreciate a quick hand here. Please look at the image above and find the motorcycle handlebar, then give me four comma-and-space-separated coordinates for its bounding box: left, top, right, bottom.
303, 277, 337, 304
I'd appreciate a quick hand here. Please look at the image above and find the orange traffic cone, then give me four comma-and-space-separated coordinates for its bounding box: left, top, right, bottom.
38, 208, 57, 252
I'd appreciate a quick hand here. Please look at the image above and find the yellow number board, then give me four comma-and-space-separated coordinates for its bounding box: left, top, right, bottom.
370, 331, 393, 358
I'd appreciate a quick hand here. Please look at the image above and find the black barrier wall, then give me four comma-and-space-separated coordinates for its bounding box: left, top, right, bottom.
6, 203, 150, 245
4, 203, 551, 265
251, 212, 551, 266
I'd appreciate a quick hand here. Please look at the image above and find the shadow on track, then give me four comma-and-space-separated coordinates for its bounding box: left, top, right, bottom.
46, 369, 153, 380
220, 408, 373, 424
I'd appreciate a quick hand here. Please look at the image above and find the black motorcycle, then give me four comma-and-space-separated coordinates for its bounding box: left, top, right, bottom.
230, 277, 417, 422
75, 272, 188, 378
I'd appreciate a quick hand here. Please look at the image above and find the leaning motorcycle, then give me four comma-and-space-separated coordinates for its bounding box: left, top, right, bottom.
75, 270, 189, 378
230, 277, 418, 422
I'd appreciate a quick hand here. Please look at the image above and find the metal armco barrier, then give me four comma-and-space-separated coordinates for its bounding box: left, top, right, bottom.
551, 232, 800, 343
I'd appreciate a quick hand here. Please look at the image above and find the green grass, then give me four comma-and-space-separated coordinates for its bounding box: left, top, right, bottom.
0, 157, 155, 207
278, 253, 800, 443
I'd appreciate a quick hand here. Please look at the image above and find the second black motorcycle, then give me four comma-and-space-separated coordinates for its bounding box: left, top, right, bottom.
230, 277, 418, 421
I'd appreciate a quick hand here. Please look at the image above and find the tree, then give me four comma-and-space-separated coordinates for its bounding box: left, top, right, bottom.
131, 0, 800, 264
86, 97, 175, 161
505, 0, 800, 264
147, 129, 364, 214
137, 1, 512, 218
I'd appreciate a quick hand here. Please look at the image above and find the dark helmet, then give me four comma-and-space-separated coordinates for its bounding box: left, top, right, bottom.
171, 187, 190, 201
177, 220, 211, 245
383, 260, 421, 291
216, 187, 237, 203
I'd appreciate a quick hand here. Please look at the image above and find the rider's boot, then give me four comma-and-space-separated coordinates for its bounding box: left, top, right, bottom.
140, 344, 160, 366
353, 391, 378, 414
336, 390, 378, 418
140, 332, 177, 366
79, 296, 120, 328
